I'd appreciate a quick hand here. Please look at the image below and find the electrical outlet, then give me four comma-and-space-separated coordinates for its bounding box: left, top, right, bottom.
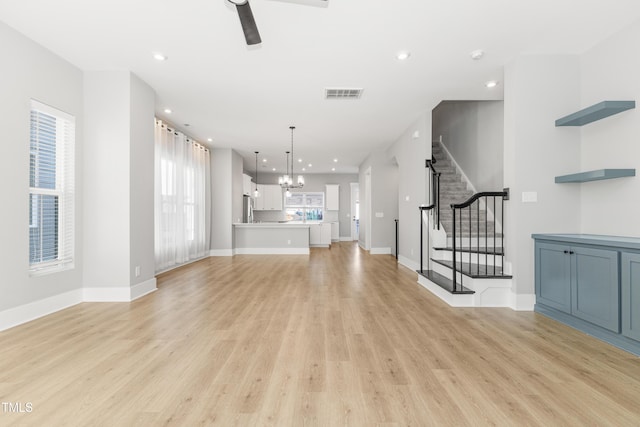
135, 266, 141, 277
287, 239, 291, 245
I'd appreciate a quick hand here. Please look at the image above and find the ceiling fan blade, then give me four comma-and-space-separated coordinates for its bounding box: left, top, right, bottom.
235, 2, 261, 45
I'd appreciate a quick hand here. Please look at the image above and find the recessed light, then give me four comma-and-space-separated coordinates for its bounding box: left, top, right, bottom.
308, 163, 312, 167
302, 168, 306, 171
485, 80, 499, 88
153, 53, 168, 61
331, 167, 336, 171
396, 51, 411, 61
272, 168, 276, 171
207, 138, 212, 142
298, 158, 302, 163
333, 158, 338, 163
470, 49, 484, 60
164, 109, 172, 114
262, 158, 267, 163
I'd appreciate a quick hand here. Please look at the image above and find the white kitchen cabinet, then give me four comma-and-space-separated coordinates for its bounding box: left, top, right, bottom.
331, 222, 339, 242
326, 184, 339, 210
254, 184, 283, 211
309, 223, 332, 247
243, 174, 253, 196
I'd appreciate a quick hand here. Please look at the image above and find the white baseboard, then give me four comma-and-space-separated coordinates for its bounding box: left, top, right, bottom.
509, 292, 535, 311
210, 249, 234, 257
340, 236, 354, 241
0, 289, 83, 332
130, 278, 157, 301
83, 287, 132, 302
235, 248, 310, 255
370, 247, 391, 255
398, 255, 420, 272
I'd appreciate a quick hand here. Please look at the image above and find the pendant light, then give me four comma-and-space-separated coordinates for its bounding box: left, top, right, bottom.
279, 126, 304, 191
254, 151, 260, 198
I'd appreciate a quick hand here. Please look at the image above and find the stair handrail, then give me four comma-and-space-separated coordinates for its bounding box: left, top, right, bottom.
450, 188, 509, 292
425, 159, 441, 230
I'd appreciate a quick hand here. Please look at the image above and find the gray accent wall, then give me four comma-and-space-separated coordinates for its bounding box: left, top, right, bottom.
432, 101, 504, 192
0, 22, 85, 311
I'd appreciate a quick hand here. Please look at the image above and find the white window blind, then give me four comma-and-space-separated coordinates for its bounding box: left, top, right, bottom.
29, 100, 75, 275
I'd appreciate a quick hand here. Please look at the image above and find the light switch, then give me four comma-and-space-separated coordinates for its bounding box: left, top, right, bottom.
522, 191, 538, 203
375, 212, 384, 218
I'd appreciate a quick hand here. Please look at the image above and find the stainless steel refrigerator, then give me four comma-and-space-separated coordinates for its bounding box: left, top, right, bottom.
242, 195, 254, 223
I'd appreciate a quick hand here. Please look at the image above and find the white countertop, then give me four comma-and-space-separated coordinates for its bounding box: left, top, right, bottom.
233, 222, 310, 228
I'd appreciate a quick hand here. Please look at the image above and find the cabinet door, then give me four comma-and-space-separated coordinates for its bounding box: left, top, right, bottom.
243, 174, 252, 196
254, 184, 265, 210
535, 242, 571, 313
269, 185, 283, 211
326, 185, 339, 210
321, 223, 332, 245
621, 252, 640, 341
571, 246, 619, 332
309, 224, 320, 245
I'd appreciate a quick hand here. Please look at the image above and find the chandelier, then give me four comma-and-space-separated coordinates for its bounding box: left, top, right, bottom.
278, 126, 304, 196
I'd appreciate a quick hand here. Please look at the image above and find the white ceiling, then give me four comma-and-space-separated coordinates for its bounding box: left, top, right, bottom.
2, 0, 640, 175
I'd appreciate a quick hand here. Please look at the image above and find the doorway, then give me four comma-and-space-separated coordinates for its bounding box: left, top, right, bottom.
350, 182, 359, 241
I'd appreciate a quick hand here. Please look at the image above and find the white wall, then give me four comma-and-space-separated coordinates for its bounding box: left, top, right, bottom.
0, 22, 84, 312
359, 150, 402, 254
128, 74, 156, 285
83, 71, 131, 288
503, 55, 582, 295
210, 148, 234, 252
433, 101, 504, 191
386, 113, 430, 268
579, 21, 640, 236
83, 71, 156, 295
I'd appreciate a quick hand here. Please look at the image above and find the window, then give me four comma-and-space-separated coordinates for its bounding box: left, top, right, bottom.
285, 192, 324, 222
29, 100, 75, 274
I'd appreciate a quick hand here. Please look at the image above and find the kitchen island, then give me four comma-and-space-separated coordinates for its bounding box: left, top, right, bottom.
233, 223, 311, 254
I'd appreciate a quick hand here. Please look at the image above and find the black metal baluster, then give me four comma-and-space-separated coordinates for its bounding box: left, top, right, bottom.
477, 201, 480, 276
501, 195, 505, 276
493, 196, 497, 276
452, 207, 457, 292
419, 208, 423, 274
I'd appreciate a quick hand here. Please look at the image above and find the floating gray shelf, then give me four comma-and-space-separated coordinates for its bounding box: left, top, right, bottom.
555, 101, 635, 126
555, 169, 636, 183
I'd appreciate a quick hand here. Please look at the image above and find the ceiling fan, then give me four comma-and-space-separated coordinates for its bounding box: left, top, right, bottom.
226, 0, 327, 46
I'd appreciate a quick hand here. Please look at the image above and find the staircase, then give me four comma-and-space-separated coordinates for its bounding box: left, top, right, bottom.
418, 141, 513, 308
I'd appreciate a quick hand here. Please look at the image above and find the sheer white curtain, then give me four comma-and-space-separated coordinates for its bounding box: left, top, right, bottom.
154, 120, 211, 272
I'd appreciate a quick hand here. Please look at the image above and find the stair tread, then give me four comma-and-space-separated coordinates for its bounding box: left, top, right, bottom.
417, 269, 475, 294
431, 258, 512, 278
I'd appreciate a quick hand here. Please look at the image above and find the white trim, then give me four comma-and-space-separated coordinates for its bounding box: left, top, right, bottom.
370, 247, 391, 255
83, 287, 132, 302
398, 255, 420, 271
509, 292, 535, 311
130, 278, 157, 301
417, 275, 475, 307
235, 247, 310, 255
340, 236, 353, 241
0, 289, 82, 332
210, 249, 235, 257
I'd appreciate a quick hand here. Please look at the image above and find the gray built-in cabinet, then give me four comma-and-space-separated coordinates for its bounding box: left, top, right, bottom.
532, 234, 640, 355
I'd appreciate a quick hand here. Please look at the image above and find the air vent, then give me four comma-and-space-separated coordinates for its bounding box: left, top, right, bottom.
325, 88, 363, 99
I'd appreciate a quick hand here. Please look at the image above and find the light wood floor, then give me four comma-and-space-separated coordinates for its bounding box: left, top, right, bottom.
2, 242, 640, 426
